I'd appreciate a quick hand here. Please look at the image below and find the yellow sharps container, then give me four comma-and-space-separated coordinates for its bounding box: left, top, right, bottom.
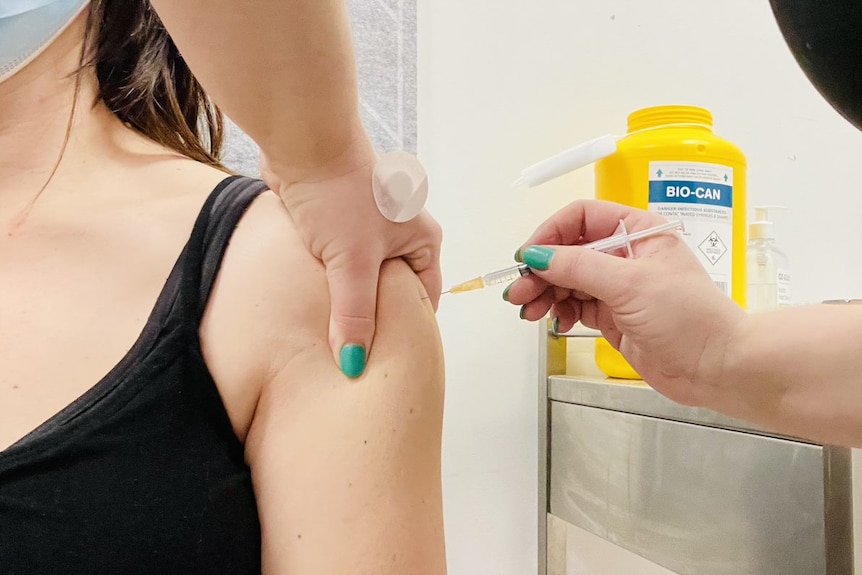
594, 105, 747, 379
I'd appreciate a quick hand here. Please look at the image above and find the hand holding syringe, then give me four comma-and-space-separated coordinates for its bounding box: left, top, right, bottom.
443, 219, 684, 294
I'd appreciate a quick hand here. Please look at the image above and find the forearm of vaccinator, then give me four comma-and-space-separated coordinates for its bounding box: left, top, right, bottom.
704, 305, 862, 447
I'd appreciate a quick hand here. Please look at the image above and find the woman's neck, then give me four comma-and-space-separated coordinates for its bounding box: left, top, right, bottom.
0, 15, 92, 194
0, 14, 172, 230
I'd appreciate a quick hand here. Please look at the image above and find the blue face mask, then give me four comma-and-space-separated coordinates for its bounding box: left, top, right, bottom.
0, 0, 89, 82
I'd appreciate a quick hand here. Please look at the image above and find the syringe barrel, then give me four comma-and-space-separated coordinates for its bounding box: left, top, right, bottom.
482, 264, 531, 286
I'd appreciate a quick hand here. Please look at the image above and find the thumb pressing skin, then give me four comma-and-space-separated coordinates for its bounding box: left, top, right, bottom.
521, 244, 635, 304
325, 256, 381, 378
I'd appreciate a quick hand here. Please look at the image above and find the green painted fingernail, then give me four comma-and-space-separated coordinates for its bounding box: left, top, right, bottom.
523, 246, 555, 271
340, 344, 366, 378
553, 317, 560, 333
502, 283, 513, 302
519, 305, 527, 320
514, 248, 523, 263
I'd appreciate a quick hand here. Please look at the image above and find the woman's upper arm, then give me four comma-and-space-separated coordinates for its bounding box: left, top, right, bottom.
201, 191, 445, 573
224, 211, 445, 572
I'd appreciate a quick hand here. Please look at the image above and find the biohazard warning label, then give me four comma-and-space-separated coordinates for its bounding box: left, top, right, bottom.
698, 231, 728, 265
648, 161, 733, 297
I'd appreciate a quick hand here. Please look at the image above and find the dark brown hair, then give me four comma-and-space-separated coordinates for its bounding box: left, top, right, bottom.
82, 0, 224, 167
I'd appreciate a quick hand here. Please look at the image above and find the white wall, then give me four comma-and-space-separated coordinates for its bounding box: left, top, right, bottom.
418, 1, 862, 573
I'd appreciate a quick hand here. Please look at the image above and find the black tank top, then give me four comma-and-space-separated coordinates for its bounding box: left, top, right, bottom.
0, 176, 267, 574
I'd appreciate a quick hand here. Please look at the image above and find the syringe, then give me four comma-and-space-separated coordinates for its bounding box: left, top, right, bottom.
443, 219, 684, 294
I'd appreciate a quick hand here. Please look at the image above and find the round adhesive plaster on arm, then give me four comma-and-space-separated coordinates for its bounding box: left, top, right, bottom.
372, 151, 428, 223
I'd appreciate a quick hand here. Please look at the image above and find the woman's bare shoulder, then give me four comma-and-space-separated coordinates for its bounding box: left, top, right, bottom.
196, 188, 326, 439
